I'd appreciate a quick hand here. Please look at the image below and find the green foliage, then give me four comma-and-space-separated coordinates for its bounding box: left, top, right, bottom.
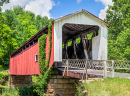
0, 86, 38, 96
0, 0, 9, 6
34, 23, 52, 96
35, 15, 53, 31
0, 72, 8, 80
18, 86, 38, 96
106, 0, 130, 60
0, 5, 53, 69
68, 40, 72, 46
34, 68, 51, 96
114, 69, 130, 73
0, 65, 4, 71
0, 72, 9, 86
76, 37, 81, 44
38, 34, 47, 75
76, 77, 130, 96
75, 83, 84, 96
0, 87, 18, 96
87, 32, 93, 40
64, 32, 93, 47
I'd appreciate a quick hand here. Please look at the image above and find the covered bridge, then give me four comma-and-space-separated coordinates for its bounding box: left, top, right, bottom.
9, 9, 109, 89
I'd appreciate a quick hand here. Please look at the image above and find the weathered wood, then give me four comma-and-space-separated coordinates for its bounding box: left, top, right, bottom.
58, 67, 130, 79
67, 60, 68, 76
86, 61, 88, 80
65, 43, 68, 59
92, 31, 96, 38
81, 35, 89, 60
103, 61, 107, 78
112, 60, 114, 78
72, 39, 77, 59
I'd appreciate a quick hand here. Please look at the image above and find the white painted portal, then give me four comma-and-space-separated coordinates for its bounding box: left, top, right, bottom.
54, 10, 108, 62
92, 36, 107, 60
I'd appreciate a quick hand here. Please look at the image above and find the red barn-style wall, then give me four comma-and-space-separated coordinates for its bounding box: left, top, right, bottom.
9, 23, 54, 75
9, 42, 40, 75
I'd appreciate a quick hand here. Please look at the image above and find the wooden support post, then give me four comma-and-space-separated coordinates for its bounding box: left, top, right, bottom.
65, 43, 68, 59
103, 61, 107, 78
72, 39, 77, 59
112, 60, 114, 78
96, 30, 98, 36
81, 35, 89, 60
92, 31, 96, 38
63, 66, 67, 77
67, 60, 68, 76
86, 60, 88, 80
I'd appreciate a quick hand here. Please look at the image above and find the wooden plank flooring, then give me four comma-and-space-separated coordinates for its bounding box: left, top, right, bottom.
58, 68, 130, 79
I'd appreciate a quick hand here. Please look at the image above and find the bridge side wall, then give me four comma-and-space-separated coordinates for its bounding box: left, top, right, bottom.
9, 42, 41, 75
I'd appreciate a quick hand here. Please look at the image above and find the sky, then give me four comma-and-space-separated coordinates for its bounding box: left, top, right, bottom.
1, 0, 113, 20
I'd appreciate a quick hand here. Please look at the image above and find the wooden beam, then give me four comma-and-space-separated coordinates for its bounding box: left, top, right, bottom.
63, 25, 75, 31
63, 26, 99, 42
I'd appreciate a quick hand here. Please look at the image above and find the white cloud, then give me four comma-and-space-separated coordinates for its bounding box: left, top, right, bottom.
95, 0, 113, 6
1, 0, 55, 18
25, 0, 55, 18
95, 0, 113, 19
99, 6, 108, 20
1, 0, 28, 12
77, 0, 82, 3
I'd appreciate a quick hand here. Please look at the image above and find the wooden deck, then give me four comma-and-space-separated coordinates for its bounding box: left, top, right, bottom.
57, 68, 130, 79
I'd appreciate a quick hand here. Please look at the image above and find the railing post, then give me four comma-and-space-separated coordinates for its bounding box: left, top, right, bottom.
67, 60, 68, 76
104, 61, 107, 78
112, 60, 114, 78
85, 60, 88, 80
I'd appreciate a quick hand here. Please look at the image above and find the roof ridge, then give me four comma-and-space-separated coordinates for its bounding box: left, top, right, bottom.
54, 9, 110, 26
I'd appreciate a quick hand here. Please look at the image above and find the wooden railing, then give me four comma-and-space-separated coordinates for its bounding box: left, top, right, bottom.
55, 59, 130, 78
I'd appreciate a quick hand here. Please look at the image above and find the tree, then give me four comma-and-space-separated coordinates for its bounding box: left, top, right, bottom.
0, 0, 9, 6
0, 5, 54, 69
35, 15, 53, 31
0, 9, 18, 67
106, 0, 130, 60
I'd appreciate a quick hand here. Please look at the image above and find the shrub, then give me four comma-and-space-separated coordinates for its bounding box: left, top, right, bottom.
0, 72, 9, 80
0, 72, 9, 85
34, 23, 52, 96
0, 65, 4, 71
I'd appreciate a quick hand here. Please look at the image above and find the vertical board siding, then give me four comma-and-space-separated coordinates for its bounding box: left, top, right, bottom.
9, 23, 54, 75
10, 42, 40, 75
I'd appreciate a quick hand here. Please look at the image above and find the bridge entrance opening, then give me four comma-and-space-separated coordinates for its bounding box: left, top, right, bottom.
62, 23, 99, 60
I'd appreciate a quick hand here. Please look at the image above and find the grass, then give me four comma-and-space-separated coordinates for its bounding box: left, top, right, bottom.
0, 88, 19, 96
0, 78, 19, 96
77, 77, 130, 96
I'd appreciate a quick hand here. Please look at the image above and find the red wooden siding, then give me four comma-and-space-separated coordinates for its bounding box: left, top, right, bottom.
9, 23, 54, 75
49, 23, 54, 66
10, 42, 40, 75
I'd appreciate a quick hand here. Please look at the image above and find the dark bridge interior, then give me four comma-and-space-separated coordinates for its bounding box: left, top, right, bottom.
62, 23, 99, 60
